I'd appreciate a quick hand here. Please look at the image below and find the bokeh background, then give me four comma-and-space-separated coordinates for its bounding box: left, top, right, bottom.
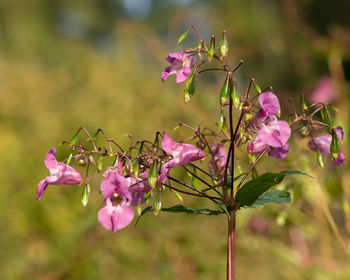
0, 0, 349, 279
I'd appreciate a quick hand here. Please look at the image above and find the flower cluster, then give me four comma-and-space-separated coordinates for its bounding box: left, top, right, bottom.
37, 134, 205, 232
247, 92, 291, 159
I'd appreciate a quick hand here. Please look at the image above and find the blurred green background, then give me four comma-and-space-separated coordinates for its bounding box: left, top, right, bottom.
0, 0, 349, 279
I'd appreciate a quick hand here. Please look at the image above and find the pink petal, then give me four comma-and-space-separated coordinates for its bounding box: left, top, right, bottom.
167, 51, 187, 63
258, 120, 291, 147
46, 163, 82, 185
308, 135, 331, 154
268, 143, 289, 159
247, 137, 269, 154
176, 71, 189, 83
36, 179, 48, 200
162, 133, 179, 154
209, 144, 227, 173
44, 147, 59, 170
98, 203, 134, 232
258, 92, 280, 116
310, 77, 337, 104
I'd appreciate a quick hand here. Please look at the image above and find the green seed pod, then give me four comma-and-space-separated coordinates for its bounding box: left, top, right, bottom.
184, 73, 196, 103
220, 75, 230, 106
330, 130, 339, 160
231, 80, 240, 108
218, 110, 225, 130
207, 34, 215, 62
81, 183, 90, 207
67, 153, 73, 165
316, 150, 324, 168
148, 160, 158, 189
132, 158, 139, 177
154, 191, 162, 216
252, 79, 261, 94
177, 26, 192, 44
219, 30, 228, 57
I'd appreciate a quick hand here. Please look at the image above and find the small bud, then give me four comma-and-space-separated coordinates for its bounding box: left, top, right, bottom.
316, 150, 324, 168
174, 125, 180, 131
144, 191, 151, 202
303, 102, 308, 111
231, 80, 240, 108
78, 158, 86, 166
67, 153, 73, 165
81, 183, 90, 207
184, 73, 196, 103
219, 30, 228, 57
220, 75, 230, 106
252, 79, 261, 94
148, 160, 159, 189
177, 26, 192, 44
245, 113, 253, 122
198, 39, 204, 50
330, 130, 339, 160
207, 34, 215, 62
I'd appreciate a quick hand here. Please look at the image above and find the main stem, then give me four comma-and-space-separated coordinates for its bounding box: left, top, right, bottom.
227, 210, 236, 280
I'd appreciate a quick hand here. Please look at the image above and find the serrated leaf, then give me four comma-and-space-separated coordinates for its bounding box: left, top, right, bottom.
236, 170, 309, 207
248, 190, 291, 208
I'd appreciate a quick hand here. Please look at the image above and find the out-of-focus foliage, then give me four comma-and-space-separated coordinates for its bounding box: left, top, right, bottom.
0, 0, 349, 279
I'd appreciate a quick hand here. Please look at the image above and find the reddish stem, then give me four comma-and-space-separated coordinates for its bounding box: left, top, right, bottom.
227, 210, 236, 280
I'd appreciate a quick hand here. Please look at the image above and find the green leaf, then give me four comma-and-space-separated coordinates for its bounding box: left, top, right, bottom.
177, 26, 192, 44
135, 205, 223, 225
236, 170, 309, 207
248, 190, 291, 208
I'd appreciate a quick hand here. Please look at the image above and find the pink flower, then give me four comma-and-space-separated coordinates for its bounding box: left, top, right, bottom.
248, 92, 291, 159
209, 144, 227, 174
310, 77, 338, 104
159, 132, 206, 183
36, 148, 82, 200
98, 171, 134, 232
161, 51, 196, 83
308, 126, 345, 165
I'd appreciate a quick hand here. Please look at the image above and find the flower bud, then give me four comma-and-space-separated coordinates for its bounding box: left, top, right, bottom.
207, 34, 215, 62
81, 183, 90, 207
219, 30, 229, 57
69, 128, 81, 147
78, 158, 86, 166
220, 75, 230, 106
148, 160, 158, 189
252, 78, 261, 94
184, 73, 196, 103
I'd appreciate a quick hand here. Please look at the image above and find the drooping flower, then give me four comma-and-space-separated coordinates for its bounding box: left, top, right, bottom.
161, 51, 196, 83
310, 77, 338, 104
98, 171, 134, 232
308, 126, 345, 165
36, 147, 83, 200
159, 133, 206, 183
209, 144, 227, 174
